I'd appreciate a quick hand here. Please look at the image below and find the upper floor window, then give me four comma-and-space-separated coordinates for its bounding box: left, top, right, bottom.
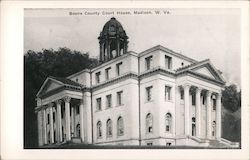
76, 106, 80, 114
96, 98, 102, 111
117, 116, 124, 136
192, 94, 196, 105
146, 86, 153, 101
47, 114, 50, 124
202, 95, 206, 105
105, 67, 111, 80
165, 113, 172, 132
212, 98, 216, 110
53, 112, 55, 123
95, 72, 101, 84
117, 91, 123, 106
106, 119, 113, 137
146, 113, 153, 133
116, 62, 122, 76
165, 55, 172, 69
180, 89, 184, 100
106, 94, 112, 108
165, 86, 172, 101
145, 56, 153, 70
97, 121, 102, 138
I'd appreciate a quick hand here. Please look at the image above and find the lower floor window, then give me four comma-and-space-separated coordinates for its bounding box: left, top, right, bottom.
147, 142, 153, 146
166, 143, 172, 146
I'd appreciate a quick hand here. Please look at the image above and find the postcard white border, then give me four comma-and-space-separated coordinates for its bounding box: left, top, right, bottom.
0, 1, 249, 160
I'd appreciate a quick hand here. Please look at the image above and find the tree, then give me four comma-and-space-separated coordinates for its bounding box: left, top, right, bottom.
24, 48, 98, 148
222, 84, 241, 112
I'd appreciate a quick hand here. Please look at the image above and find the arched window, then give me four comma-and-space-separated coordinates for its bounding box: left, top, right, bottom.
76, 124, 80, 138
165, 113, 172, 132
97, 121, 102, 138
146, 113, 153, 133
106, 119, 113, 137
117, 116, 124, 136
192, 117, 196, 136
212, 121, 216, 137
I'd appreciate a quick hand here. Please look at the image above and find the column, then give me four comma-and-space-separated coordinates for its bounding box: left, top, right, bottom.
107, 40, 110, 60
195, 88, 202, 137
216, 93, 222, 139
79, 99, 84, 142
116, 37, 120, 56
56, 99, 62, 142
37, 110, 43, 146
49, 103, 54, 143
184, 84, 190, 135
71, 106, 75, 137
206, 91, 212, 139
64, 96, 71, 141
42, 108, 47, 145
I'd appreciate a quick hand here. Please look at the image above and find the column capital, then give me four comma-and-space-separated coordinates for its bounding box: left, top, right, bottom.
206, 90, 212, 96
48, 102, 53, 108
196, 87, 202, 93
56, 99, 63, 105
63, 96, 71, 103
183, 84, 191, 90
216, 93, 222, 98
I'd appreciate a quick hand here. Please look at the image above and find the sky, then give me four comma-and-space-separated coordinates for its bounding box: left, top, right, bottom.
24, 8, 241, 87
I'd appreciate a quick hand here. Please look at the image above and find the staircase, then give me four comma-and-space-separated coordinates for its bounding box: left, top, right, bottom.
208, 139, 230, 148
208, 139, 240, 148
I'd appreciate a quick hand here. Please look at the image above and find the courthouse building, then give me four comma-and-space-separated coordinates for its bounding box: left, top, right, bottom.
35, 17, 238, 147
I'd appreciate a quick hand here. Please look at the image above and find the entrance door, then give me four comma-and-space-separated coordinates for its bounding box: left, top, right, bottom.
192, 117, 196, 136
76, 124, 81, 138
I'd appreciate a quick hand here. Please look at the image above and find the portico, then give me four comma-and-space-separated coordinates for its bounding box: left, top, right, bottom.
35, 76, 92, 146
177, 83, 222, 140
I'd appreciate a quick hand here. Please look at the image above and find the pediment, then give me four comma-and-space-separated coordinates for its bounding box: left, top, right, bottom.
190, 63, 224, 82
192, 66, 216, 79
36, 78, 64, 97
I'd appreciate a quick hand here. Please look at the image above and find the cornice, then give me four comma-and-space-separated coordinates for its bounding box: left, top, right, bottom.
38, 85, 82, 99
92, 72, 138, 92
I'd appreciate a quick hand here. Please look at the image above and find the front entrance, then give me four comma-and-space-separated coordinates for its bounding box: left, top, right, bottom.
76, 124, 81, 138
192, 117, 196, 136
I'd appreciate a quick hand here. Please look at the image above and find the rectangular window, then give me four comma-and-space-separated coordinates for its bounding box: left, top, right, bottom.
165, 86, 172, 101
117, 91, 123, 106
96, 98, 102, 111
213, 99, 216, 110
146, 86, 153, 101
145, 56, 153, 70
147, 142, 153, 146
116, 62, 122, 76
76, 106, 80, 114
106, 94, 112, 108
47, 114, 50, 124
165, 55, 172, 69
53, 112, 55, 123
180, 90, 184, 100
192, 94, 196, 105
105, 67, 111, 80
202, 96, 206, 105
95, 72, 101, 84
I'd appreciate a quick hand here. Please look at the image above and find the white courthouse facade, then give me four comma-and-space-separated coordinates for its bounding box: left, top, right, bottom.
35, 17, 238, 147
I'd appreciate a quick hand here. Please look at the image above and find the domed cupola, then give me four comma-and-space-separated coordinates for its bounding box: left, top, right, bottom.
98, 17, 129, 63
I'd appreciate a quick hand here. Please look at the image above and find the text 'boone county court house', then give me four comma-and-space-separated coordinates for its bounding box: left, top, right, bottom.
35, 17, 239, 148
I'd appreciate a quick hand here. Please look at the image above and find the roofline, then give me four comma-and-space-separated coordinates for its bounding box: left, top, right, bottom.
67, 69, 90, 79
139, 45, 197, 63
